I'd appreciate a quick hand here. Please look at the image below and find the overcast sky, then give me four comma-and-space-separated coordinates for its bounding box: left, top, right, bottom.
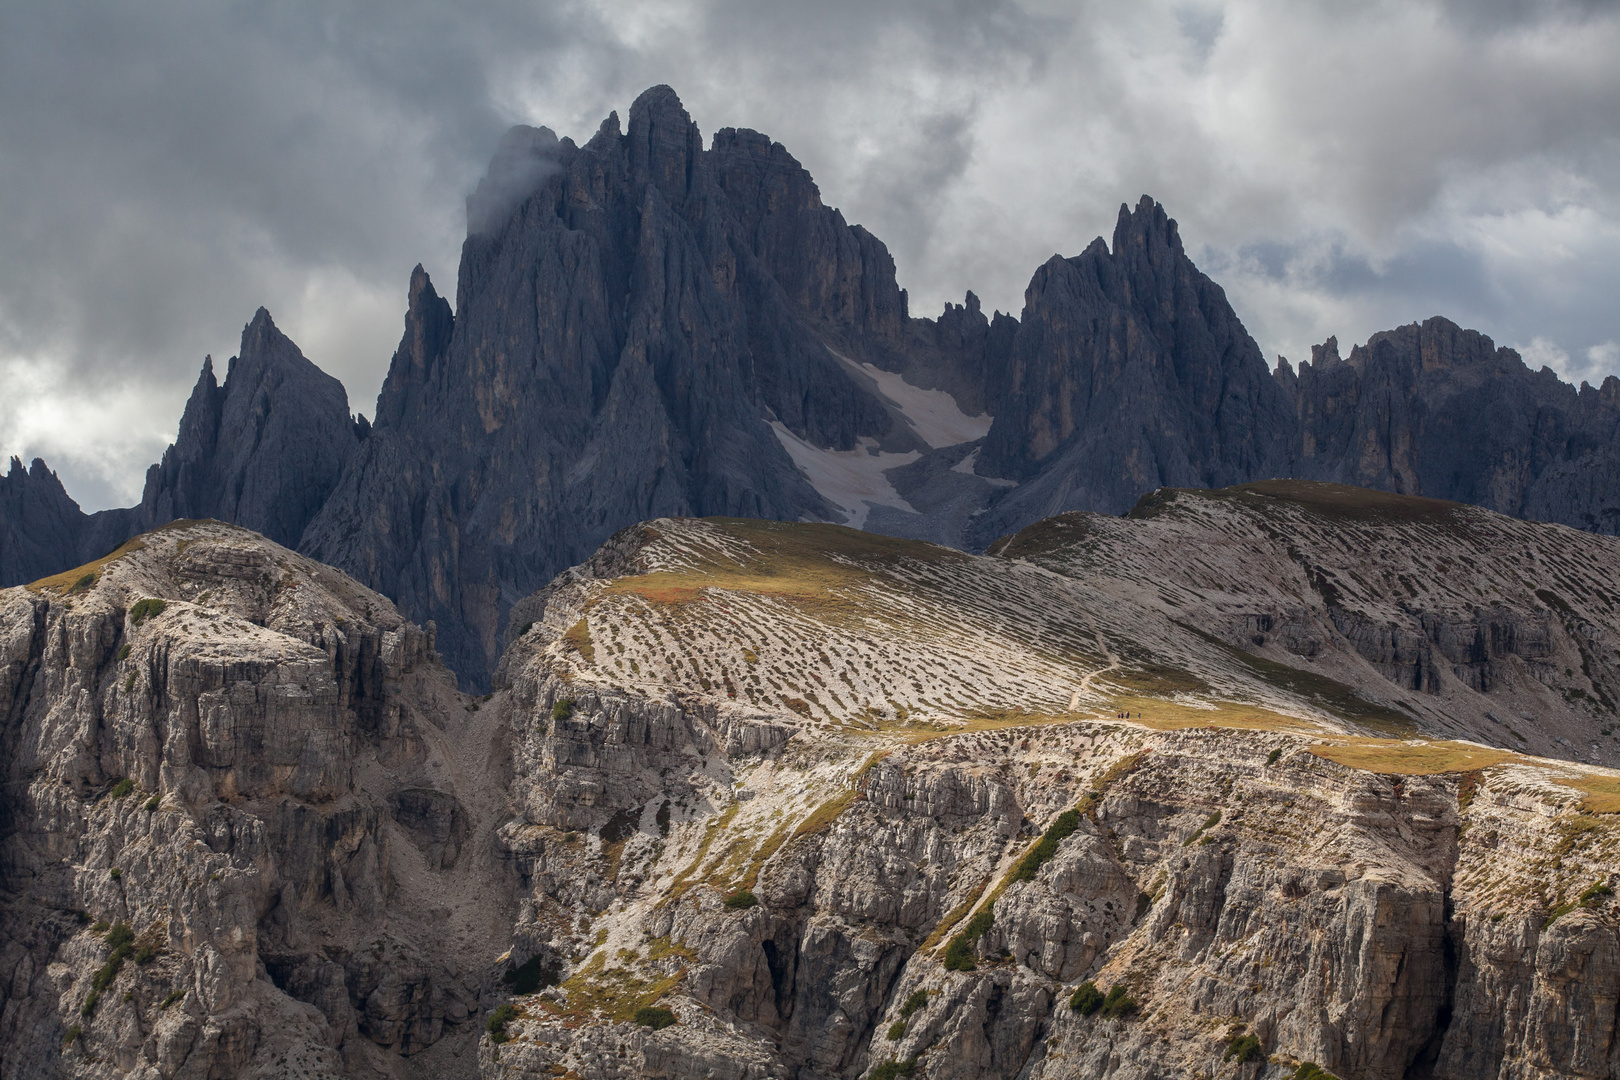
3, 0, 1618, 510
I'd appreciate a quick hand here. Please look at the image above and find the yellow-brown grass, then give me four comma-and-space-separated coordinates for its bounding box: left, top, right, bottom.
791, 790, 856, 840
921, 878, 988, 955
1106, 695, 1322, 734
563, 618, 595, 663
27, 537, 147, 594
1552, 773, 1620, 815
1308, 739, 1522, 775
594, 519, 961, 624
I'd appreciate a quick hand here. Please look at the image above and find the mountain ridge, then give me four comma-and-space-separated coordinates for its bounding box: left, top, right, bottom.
6, 85, 1620, 689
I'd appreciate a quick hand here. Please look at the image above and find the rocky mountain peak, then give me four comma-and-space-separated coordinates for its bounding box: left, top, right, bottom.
466, 124, 565, 236
626, 84, 703, 206
374, 264, 454, 430
1111, 193, 1184, 260
137, 309, 359, 549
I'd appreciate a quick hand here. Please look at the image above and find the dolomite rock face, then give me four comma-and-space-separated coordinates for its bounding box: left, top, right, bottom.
0, 522, 512, 1080
469, 507, 1620, 1080
7, 491, 1620, 1079
1281, 319, 1620, 535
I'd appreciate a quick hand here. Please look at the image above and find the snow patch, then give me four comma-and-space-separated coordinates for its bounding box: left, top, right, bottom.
951, 448, 1018, 486
769, 422, 919, 530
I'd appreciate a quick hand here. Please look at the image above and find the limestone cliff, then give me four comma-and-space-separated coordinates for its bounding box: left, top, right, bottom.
6, 485, 1620, 1079
0, 523, 508, 1079
467, 502, 1620, 1080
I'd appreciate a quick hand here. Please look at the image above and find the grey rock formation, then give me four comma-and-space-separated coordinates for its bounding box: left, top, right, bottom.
8, 491, 1620, 1079
0, 310, 360, 587
0, 522, 510, 1079
1280, 316, 1620, 534
969, 197, 1297, 545
300, 86, 937, 688
135, 308, 362, 550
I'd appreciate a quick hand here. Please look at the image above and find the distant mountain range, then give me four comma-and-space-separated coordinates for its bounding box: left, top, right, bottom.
5, 84, 1620, 688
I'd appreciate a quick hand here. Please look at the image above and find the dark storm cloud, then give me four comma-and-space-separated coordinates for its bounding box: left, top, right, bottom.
2, 0, 1619, 509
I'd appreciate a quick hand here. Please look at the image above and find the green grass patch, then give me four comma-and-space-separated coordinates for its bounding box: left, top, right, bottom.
869, 1060, 918, 1080
110, 778, 134, 799
1099, 984, 1138, 1019
1008, 809, 1082, 883
486, 1002, 517, 1043
886, 1020, 906, 1040
1225, 1032, 1264, 1063
551, 698, 575, 722
1292, 1064, 1340, 1080
898, 989, 928, 1018
722, 890, 758, 910
1184, 810, 1221, 846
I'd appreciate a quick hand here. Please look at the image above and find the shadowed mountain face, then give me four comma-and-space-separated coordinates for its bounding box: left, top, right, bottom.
0, 309, 359, 587
5, 84, 1620, 688
298, 87, 997, 686
1278, 318, 1620, 532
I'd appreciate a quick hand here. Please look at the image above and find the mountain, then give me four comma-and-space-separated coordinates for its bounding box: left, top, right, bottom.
1280, 317, 1620, 532
7, 85, 1620, 691
8, 489, 1619, 1079
0, 308, 360, 587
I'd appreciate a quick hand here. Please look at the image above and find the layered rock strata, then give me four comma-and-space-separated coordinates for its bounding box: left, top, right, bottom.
0, 522, 508, 1079
468, 508, 1620, 1080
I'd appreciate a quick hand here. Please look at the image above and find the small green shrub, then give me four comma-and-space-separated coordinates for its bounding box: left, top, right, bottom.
869, 1060, 917, 1080
723, 891, 758, 910
486, 1002, 517, 1043
108, 867, 122, 880
1184, 810, 1222, 846
1010, 808, 1083, 883
91, 920, 109, 933
160, 989, 184, 1009
1225, 1033, 1264, 1063
1579, 881, 1614, 906
110, 778, 134, 798
118, 644, 131, 661
105, 922, 134, 949
80, 990, 100, 1016
899, 989, 928, 1018
551, 698, 575, 722
1070, 981, 1104, 1014
634, 1006, 677, 1030
68, 573, 97, 594
135, 944, 158, 965
129, 598, 167, 625
62, 1023, 82, 1045
1099, 984, 1138, 1019
943, 908, 994, 971
1266, 748, 1283, 765
1292, 1064, 1340, 1080
887, 1020, 907, 1040
144, 795, 160, 811
515, 621, 534, 638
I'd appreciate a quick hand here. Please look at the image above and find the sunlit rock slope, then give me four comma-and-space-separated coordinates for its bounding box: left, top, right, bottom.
478, 486, 1620, 1080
